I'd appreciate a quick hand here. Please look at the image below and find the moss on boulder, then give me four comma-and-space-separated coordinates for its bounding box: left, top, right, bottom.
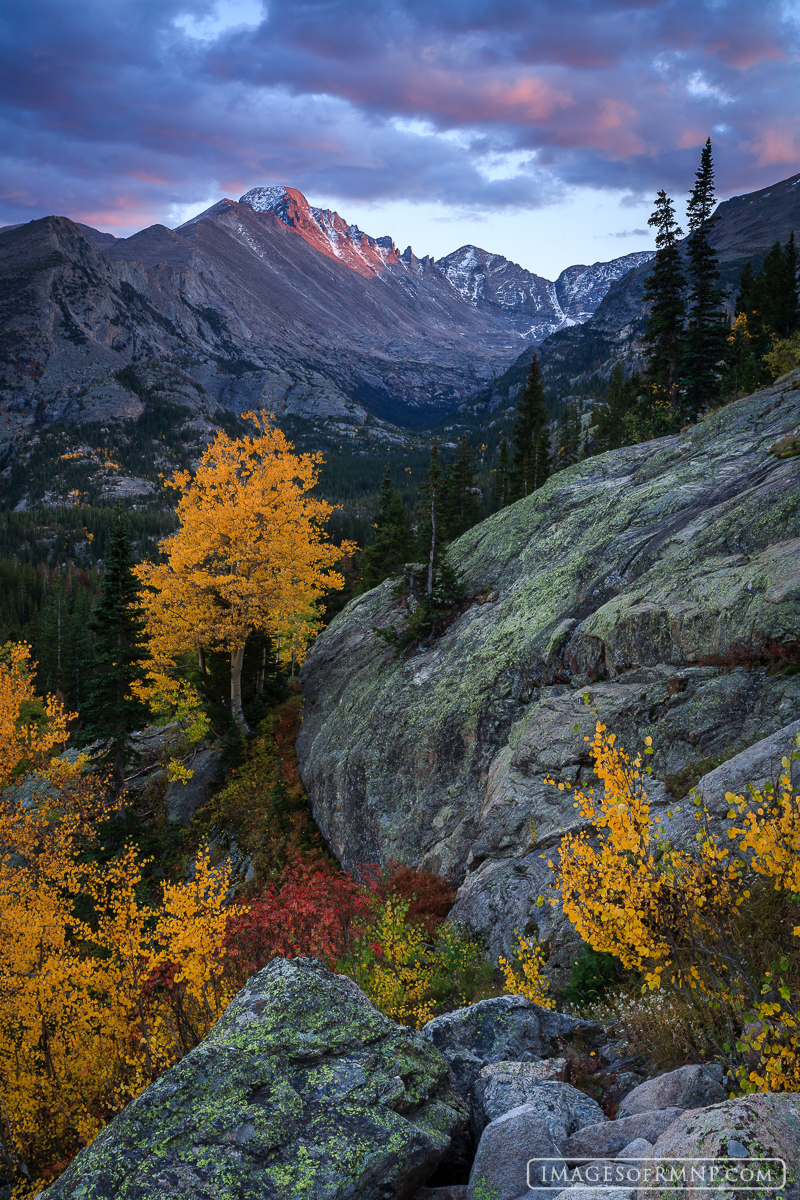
42, 958, 467, 1200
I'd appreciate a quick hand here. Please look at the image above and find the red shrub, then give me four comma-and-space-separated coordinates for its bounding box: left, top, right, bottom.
223, 864, 372, 989
376, 862, 456, 938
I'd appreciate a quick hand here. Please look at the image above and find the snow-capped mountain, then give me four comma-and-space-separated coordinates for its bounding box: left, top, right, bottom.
437, 245, 654, 339
0, 184, 655, 445
178, 186, 652, 343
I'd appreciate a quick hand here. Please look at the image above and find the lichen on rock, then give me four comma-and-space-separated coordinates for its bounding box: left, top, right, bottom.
297, 383, 800, 959
41, 957, 467, 1200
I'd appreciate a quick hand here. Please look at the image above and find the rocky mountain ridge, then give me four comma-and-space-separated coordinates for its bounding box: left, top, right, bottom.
0, 182, 652, 481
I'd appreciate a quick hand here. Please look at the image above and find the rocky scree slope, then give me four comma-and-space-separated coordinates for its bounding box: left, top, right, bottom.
298, 377, 800, 959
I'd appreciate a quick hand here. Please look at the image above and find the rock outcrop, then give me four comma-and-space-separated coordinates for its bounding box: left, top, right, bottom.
42, 957, 467, 1200
297, 380, 800, 958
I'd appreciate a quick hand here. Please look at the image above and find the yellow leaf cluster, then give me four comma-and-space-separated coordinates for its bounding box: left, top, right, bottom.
498, 932, 554, 1008
551, 723, 800, 1093
135, 412, 353, 672
0, 767, 237, 1184
344, 896, 482, 1029
0, 643, 72, 789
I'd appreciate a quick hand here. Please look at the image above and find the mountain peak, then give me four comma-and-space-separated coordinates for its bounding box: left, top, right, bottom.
239, 185, 291, 212
236, 184, 399, 277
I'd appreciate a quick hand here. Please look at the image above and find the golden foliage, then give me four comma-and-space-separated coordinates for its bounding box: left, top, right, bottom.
0, 765, 236, 1186
0, 643, 72, 788
499, 932, 554, 1008
135, 412, 354, 682
550, 721, 800, 1093
344, 896, 483, 1029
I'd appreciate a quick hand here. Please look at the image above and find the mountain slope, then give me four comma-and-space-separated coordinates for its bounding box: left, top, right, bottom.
437, 246, 653, 339
0, 186, 654, 461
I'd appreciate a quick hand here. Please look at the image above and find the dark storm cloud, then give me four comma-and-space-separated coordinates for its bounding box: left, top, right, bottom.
1, 0, 798, 231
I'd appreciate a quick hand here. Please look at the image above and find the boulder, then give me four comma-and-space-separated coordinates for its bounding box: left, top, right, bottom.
422, 997, 600, 1098
644, 1093, 800, 1200
297, 384, 800, 959
42, 957, 467, 1200
164, 747, 222, 826
615, 1138, 652, 1157
561, 1110, 685, 1161
616, 1063, 725, 1119
478, 1058, 569, 1083
554, 1191, 634, 1200
468, 1103, 564, 1200
472, 1076, 605, 1140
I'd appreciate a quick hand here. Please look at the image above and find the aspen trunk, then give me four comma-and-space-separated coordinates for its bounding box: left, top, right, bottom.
230, 644, 251, 735
198, 645, 207, 676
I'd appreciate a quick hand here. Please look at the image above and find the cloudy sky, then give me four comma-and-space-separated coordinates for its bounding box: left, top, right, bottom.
2, 0, 799, 277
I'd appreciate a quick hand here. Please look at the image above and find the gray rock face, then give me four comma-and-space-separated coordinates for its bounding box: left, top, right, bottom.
645, 1093, 800, 1200
164, 747, 222, 826
561, 1110, 685, 1160
41, 957, 467, 1200
468, 1103, 564, 1200
297, 383, 800, 958
472, 1076, 605, 1140
616, 1064, 726, 1120
422, 997, 600, 1098
479, 1058, 569, 1083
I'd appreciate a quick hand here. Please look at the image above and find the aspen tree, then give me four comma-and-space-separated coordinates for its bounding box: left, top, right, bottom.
136, 412, 352, 734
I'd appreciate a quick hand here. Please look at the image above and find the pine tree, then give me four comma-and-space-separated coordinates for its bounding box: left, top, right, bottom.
441, 437, 482, 539
493, 438, 510, 510
359, 467, 413, 591
593, 363, 633, 451
555, 399, 584, 470
752, 237, 800, 339
641, 190, 686, 430
784, 232, 800, 336
735, 261, 755, 317
682, 139, 727, 420
76, 512, 150, 794
511, 354, 551, 498
415, 446, 443, 596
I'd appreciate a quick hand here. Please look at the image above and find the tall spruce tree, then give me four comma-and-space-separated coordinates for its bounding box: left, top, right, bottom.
753, 237, 800, 338
682, 138, 727, 419
493, 438, 510, 510
441, 437, 482, 539
76, 512, 150, 794
555, 399, 584, 470
641, 190, 686, 429
593, 362, 634, 451
359, 467, 413, 591
415, 445, 443, 596
511, 354, 551, 498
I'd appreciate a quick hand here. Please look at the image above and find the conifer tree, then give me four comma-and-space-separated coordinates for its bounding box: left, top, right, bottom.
441, 437, 482, 539
593, 363, 633, 451
682, 138, 727, 419
555, 400, 584, 470
735, 261, 755, 317
359, 467, 413, 592
753, 237, 800, 339
493, 438, 510, 511
76, 513, 150, 794
511, 354, 551, 498
641, 190, 686, 429
415, 446, 443, 596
